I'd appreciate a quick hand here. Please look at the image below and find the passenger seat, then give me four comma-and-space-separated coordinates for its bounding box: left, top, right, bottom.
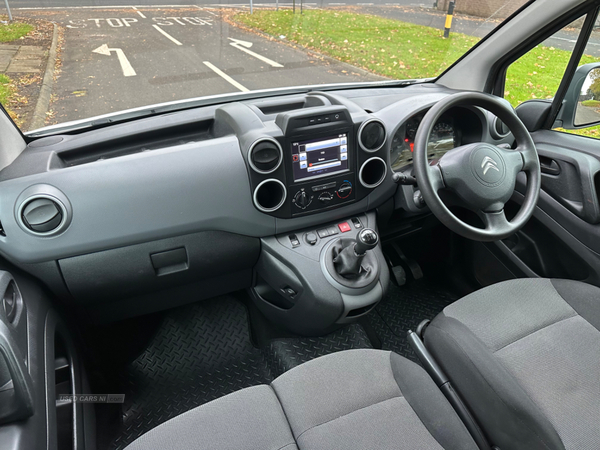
124, 349, 478, 450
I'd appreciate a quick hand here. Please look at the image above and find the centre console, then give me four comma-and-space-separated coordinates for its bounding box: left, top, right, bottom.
222, 96, 392, 335
250, 212, 390, 336
244, 104, 388, 219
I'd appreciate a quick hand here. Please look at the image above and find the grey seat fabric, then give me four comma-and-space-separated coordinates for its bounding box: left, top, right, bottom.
124, 385, 299, 450
425, 278, 600, 450
124, 349, 478, 450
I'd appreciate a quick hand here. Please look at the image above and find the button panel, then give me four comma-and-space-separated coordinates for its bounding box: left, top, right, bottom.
305, 113, 343, 127
280, 217, 367, 250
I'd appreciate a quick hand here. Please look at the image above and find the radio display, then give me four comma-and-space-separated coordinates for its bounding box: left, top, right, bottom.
291, 134, 349, 182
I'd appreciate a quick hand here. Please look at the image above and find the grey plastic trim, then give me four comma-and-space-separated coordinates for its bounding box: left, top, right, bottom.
337, 282, 382, 324
247, 137, 283, 174
358, 118, 386, 153
253, 179, 287, 213
14, 185, 72, 237
359, 157, 387, 189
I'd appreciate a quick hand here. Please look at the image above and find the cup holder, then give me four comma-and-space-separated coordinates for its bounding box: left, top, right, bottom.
253, 179, 287, 212
359, 157, 387, 188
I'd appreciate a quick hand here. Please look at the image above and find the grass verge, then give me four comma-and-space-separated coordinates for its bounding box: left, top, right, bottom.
0, 20, 35, 124
234, 9, 600, 138
234, 9, 478, 80
0, 74, 14, 106
581, 99, 600, 107
0, 21, 34, 42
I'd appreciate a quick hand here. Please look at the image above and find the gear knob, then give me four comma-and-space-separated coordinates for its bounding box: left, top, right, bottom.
354, 228, 379, 256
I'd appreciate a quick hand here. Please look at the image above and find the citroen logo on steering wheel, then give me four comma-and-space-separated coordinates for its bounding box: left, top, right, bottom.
481, 156, 500, 176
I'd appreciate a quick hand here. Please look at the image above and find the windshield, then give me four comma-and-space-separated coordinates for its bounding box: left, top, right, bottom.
0, 1, 528, 134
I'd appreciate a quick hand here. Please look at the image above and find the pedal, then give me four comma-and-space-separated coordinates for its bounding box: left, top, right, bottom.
391, 243, 423, 280
391, 265, 407, 286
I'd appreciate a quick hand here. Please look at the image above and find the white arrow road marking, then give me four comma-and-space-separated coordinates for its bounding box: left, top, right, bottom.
203, 61, 249, 92
152, 25, 183, 45
227, 37, 283, 68
92, 44, 136, 77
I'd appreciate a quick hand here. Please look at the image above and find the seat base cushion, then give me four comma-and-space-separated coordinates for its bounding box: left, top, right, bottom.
426, 278, 600, 450
124, 349, 478, 450
123, 385, 298, 450
272, 349, 477, 450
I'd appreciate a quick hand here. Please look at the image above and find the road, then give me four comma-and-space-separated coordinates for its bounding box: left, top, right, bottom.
19, 6, 383, 124
6, 0, 424, 7
575, 103, 600, 125
11, 2, 600, 127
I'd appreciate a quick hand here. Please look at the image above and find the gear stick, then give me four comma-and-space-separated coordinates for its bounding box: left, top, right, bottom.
333, 228, 379, 277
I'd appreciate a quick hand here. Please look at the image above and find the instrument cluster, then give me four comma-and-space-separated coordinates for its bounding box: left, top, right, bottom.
390, 112, 460, 172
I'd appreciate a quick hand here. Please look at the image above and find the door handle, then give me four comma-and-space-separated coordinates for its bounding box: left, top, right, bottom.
539, 156, 561, 175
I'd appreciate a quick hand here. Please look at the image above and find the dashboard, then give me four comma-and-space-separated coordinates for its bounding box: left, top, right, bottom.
0, 84, 513, 319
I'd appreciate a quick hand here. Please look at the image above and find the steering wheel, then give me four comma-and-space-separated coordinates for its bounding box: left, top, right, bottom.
412, 92, 541, 242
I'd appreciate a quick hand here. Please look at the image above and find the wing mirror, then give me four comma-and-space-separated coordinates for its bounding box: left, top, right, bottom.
556, 62, 600, 129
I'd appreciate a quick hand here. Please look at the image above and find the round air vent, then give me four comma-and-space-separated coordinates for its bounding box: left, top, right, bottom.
493, 116, 510, 138
359, 157, 387, 188
358, 119, 386, 152
248, 138, 283, 174
21, 197, 64, 233
253, 179, 287, 213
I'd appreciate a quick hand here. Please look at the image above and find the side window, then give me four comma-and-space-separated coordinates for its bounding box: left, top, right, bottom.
504, 17, 583, 107
504, 12, 600, 138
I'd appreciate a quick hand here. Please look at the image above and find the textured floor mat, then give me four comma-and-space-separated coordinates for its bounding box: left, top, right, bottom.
106, 282, 455, 448
108, 296, 374, 449
110, 296, 273, 450
367, 281, 458, 362
265, 324, 372, 377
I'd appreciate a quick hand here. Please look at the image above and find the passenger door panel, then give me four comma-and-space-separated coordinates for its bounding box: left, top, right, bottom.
500, 129, 600, 286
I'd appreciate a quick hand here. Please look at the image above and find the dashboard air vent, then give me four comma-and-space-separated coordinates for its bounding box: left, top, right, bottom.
21, 198, 63, 233
253, 179, 287, 213
494, 117, 510, 137
249, 138, 283, 174
359, 119, 386, 152
359, 157, 387, 188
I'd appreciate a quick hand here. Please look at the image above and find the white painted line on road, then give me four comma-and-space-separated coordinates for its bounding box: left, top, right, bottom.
153, 24, 183, 45
196, 5, 218, 15
228, 37, 284, 68
328, 2, 346, 5
93, 43, 136, 77
132, 7, 147, 19
357, 2, 374, 5
203, 61, 249, 92
549, 35, 600, 46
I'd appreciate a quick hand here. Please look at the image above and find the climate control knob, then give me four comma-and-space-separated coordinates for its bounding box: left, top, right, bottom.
293, 190, 312, 209
337, 182, 353, 199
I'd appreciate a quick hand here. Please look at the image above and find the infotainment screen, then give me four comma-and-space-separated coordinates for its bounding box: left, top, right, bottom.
291, 133, 349, 182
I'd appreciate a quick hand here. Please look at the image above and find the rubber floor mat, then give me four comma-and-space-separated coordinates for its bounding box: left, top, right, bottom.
366, 281, 458, 363
110, 296, 273, 450
265, 323, 372, 378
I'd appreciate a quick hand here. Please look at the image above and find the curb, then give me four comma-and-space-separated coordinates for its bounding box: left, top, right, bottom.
30, 22, 58, 131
